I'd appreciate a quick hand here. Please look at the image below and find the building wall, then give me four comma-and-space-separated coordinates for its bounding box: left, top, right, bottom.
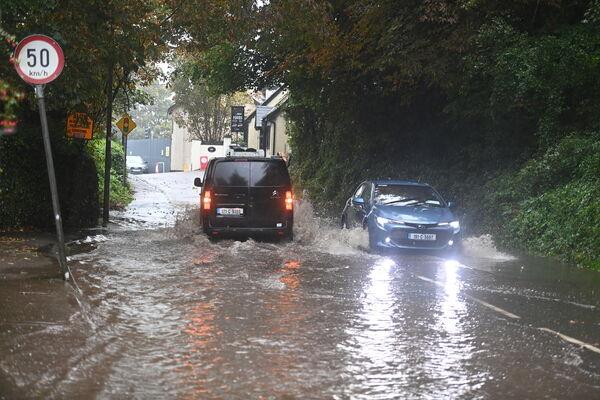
246, 90, 289, 153
170, 108, 193, 171
127, 138, 172, 173
269, 112, 289, 156
247, 116, 260, 149
190, 137, 232, 170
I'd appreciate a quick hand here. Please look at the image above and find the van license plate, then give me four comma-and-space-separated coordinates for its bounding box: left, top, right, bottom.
408, 233, 436, 241
217, 208, 243, 216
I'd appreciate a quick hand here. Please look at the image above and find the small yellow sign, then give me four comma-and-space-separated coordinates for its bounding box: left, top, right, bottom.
116, 114, 137, 136
66, 112, 94, 140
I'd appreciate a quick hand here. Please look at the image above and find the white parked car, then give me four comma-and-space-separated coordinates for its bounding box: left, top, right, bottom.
126, 155, 148, 174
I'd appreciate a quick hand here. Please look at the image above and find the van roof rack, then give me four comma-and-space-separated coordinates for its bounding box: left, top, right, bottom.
225, 147, 265, 157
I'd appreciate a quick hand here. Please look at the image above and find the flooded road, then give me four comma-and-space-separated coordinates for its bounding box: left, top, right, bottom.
1, 172, 599, 399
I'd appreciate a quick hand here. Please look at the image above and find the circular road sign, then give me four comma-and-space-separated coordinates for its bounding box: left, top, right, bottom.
13, 35, 64, 85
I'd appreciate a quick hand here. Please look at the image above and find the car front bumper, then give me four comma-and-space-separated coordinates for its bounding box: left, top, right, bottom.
370, 222, 460, 250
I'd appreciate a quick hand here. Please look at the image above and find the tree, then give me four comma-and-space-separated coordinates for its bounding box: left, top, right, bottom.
0, 0, 173, 228
125, 80, 174, 140
170, 61, 251, 144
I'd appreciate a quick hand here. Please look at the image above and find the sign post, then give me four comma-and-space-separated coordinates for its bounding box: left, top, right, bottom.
231, 106, 245, 143
116, 114, 137, 185
66, 112, 94, 140
13, 34, 70, 280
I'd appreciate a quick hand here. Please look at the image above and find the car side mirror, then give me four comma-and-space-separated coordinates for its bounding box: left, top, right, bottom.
352, 197, 365, 206
447, 201, 456, 209
194, 177, 203, 187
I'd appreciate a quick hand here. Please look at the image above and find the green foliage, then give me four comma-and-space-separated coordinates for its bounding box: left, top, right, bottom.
0, 111, 99, 229
173, 0, 600, 268
485, 135, 600, 269
0, 0, 170, 229
127, 81, 173, 140
169, 58, 251, 143
86, 139, 132, 209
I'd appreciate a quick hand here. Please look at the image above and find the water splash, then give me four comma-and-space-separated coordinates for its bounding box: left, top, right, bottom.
461, 234, 516, 261
293, 200, 369, 255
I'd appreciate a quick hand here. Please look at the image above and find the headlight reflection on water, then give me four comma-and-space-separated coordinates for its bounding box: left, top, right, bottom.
422, 257, 481, 394
342, 257, 400, 383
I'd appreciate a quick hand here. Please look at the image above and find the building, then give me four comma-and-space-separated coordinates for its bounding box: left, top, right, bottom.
126, 138, 171, 173
167, 104, 193, 171
168, 88, 288, 171
245, 88, 290, 156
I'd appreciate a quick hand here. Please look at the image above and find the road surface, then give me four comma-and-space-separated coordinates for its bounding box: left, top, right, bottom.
1, 172, 599, 399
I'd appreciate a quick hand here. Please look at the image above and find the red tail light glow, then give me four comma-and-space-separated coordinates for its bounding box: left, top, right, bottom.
285, 191, 293, 211
203, 191, 211, 210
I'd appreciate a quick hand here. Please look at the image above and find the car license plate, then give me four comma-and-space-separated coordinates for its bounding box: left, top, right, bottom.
408, 233, 436, 241
217, 207, 243, 216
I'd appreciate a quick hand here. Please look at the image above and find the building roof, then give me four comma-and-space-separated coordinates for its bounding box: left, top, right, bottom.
262, 87, 285, 106
244, 87, 287, 126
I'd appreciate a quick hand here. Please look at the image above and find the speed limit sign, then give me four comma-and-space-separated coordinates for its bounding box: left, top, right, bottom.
12, 34, 71, 281
13, 34, 64, 85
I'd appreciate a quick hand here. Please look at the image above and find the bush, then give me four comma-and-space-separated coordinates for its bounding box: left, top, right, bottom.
485, 134, 600, 269
0, 111, 99, 229
87, 139, 133, 209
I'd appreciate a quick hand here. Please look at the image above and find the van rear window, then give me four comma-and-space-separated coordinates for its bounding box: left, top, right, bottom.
213, 161, 249, 186
250, 161, 290, 187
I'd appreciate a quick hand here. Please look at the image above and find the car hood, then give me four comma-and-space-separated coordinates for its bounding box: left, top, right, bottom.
373, 204, 454, 224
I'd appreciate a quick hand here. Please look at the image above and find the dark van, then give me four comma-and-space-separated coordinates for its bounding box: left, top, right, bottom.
194, 157, 293, 240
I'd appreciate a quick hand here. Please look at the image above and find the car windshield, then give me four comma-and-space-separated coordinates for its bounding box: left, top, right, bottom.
374, 184, 444, 207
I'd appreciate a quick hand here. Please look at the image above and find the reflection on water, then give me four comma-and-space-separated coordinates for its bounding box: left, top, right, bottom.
341, 257, 406, 398
180, 299, 219, 399
2, 194, 599, 399
422, 259, 482, 397
280, 259, 301, 289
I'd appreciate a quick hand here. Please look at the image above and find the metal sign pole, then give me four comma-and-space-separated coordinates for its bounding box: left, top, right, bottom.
123, 133, 128, 185
34, 85, 70, 280
103, 63, 114, 227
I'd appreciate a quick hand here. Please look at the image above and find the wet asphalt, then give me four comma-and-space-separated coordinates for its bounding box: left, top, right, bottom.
0, 172, 599, 399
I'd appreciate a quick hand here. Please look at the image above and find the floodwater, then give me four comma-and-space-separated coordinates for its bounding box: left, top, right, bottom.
1, 172, 599, 399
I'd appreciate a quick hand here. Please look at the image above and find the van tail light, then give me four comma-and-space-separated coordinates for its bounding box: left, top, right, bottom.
285, 191, 293, 211
203, 191, 211, 210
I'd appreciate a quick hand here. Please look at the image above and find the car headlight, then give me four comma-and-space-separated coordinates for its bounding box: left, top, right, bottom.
376, 216, 392, 226
439, 220, 460, 233
450, 220, 460, 233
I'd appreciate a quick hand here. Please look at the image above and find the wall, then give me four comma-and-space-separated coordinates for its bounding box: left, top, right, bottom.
126, 138, 172, 173
247, 115, 260, 149
267, 112, 289, 156
170, 108, 193, 171
190, 137, 232, 170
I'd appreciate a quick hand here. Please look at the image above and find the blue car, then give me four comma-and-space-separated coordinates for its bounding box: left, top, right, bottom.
341, 180, 461, 251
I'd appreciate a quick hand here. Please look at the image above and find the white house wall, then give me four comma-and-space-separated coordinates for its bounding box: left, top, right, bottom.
170, 111, 193, 171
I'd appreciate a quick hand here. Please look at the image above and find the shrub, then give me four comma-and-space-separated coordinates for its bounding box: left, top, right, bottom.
0, 111, 99, 229
86, 139, 133, 209
485, 134, 600, 269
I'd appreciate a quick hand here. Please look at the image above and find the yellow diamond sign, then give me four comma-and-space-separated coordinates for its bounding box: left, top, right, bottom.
116, 114, 137, 136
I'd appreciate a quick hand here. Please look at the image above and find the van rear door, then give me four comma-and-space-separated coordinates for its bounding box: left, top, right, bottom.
209, 160, 250, 228
248, 160, 291, 228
